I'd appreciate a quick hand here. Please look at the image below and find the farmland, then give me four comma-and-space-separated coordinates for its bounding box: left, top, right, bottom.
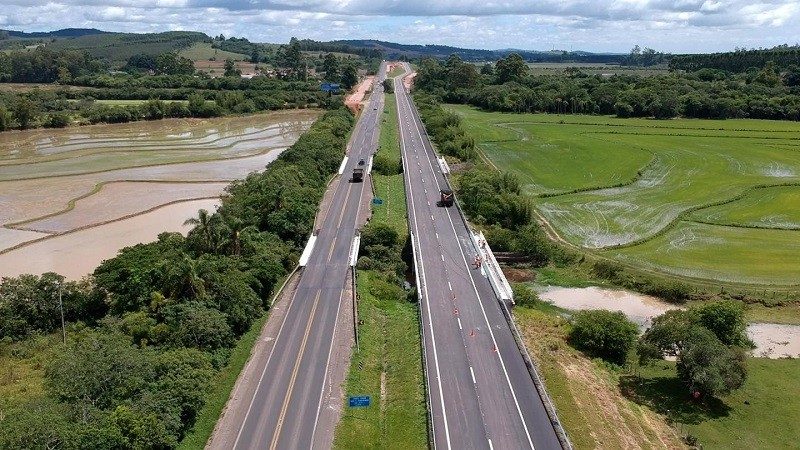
0, 109, 319, 279
450, 105, 800, 285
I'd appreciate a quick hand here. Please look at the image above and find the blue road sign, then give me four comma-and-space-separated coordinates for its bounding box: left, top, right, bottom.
372, 198, 383, 205
348, 395, 371, 407
321, 82, 341, 93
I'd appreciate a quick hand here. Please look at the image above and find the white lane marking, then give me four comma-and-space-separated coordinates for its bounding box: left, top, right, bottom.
397, 89, 452, 450
399, 87, 537, 450
427, 201, 431, 206
489, 439, 494, 450
310, 288, 346, 446
440, 254, 445, 262
457, 317, 462, 330
448, 281, 452, 291
470, 367, 476, 384
435, 232, 439, 239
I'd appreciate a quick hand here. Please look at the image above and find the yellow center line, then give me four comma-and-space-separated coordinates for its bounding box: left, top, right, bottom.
269, 289, 323, 450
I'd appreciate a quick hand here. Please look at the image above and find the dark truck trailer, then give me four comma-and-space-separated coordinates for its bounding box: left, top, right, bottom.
437, 189, 454, 207
351, 167, 364, 183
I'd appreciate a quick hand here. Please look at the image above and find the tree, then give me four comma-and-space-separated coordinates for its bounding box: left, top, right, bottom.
162, 302, 233, 351
223, 59, 241, 77
382, 78, 394, 93
570, 310, 639, 363
12, 96, 36, 129
677, 326, 747, 397
692, 300, 751, 347
322, 53, 339, 81
340, 63, 358, 89
154, 52, 194, 76
0, 105, 11, 131
480, 63, 494, 76
494, 53, 528, 84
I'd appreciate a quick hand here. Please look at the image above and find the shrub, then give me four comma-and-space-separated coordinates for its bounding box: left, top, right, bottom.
45, 113, 70, 128
511, 283, 539, 307
570, 310, 639, 363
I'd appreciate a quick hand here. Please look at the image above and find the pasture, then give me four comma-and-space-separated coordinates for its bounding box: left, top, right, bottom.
450, 105, 800, 285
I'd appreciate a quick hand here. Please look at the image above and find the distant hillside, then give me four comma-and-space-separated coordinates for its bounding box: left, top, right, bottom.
318, 39, 627, 63
0, 28, 109, 39
47, 31, 210, 63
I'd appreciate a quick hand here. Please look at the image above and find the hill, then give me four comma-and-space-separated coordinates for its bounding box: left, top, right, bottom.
313, 39, 627, 63
0, 28, 109, 39
46, 31, 210, 63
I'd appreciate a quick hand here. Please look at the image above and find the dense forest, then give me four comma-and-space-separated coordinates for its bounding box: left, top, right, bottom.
0, 108, 354, 448
416, 53, 800, 120
670, 45, 800, 72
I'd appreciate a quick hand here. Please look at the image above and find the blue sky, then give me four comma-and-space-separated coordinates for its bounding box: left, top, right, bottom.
2, 1, 799, 53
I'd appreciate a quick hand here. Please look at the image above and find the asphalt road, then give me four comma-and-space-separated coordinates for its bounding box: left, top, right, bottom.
395, 63, 562, 450
230, 62, 388, 450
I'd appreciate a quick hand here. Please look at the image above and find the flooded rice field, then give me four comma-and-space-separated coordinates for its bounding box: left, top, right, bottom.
0, 199, 219, 280
538, 286, 800, 359
0, 110, 319, 279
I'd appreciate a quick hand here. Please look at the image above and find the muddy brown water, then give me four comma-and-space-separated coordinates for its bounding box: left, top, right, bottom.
539, 286, 800, 359
0, 199, 219, 281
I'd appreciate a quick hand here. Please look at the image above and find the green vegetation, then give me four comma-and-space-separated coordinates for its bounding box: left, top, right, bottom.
449, 105, 800, 286
569, 310, 639, 364
417, 53, 800, 120
179, 42, 248, 62
0, 109, 354, 448
334, 85, 426, 449
333, 272, 427, 450
388, 65, 405, 78
516, 304, 800, 450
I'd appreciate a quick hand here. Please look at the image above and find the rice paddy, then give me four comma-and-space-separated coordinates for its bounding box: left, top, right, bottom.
450, 105, 800, 285
0, 110, 319, 279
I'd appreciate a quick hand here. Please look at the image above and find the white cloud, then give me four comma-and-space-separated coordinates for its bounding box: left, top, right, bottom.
0, 0, 798, 52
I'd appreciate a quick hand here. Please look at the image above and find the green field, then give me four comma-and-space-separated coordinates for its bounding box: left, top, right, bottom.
450, 106, 800, 285
179, 42, 248, 61
630, 358, 800, 449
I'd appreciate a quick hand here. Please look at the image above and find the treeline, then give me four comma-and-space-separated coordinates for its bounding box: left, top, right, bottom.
416, 54, 800, 121
670, 45, 800, 72
0, 108, 354, 448
0, 47, 105, 83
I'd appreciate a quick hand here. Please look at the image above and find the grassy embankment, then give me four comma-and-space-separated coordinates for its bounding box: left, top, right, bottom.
333, 93, 427, 449
514, 304, 800, 449
451, 105, 800, 311
388, 65, 406, 79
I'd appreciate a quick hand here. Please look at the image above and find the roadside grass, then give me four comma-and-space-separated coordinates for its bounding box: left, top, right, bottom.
389, 66, 405, 78
178, 42, 248, 61
624, 358, 800, 449
514, 306, 682, 449
333, 271, 428, 450
450, 105, 800, 286
177, 311, 270, 449
371, 174, 408, 236
378, 94, 401, 162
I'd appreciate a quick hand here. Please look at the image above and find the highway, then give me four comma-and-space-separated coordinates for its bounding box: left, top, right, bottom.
230, 62, 388, 450
394, 63, 563, 450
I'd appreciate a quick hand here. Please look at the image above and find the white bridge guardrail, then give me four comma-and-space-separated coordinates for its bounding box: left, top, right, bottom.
349, 235, 361, 267
469, 231, 514, 304
337, 156, 349, 175
298, 233, 317, 267
437, 156, 450, 174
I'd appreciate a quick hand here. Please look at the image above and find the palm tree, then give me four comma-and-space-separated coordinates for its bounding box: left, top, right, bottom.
184, 209, 222, 253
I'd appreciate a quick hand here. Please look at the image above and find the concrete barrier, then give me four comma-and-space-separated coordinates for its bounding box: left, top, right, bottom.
337, 156, 349, 175
298, 234, 317, 266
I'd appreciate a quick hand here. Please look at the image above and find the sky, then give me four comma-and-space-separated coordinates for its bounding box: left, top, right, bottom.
1, 1, 799, 53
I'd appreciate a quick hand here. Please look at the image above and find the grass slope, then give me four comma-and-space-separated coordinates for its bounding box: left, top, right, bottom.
179, 42, 249, 62
451, 105, 800, 285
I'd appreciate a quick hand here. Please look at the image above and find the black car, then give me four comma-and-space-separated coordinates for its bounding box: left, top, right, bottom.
358, 158, 366, 166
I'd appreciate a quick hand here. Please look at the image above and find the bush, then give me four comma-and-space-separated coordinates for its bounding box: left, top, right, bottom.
511, 283, 539, 307
372, 154, 401, 175
45, 113, 70, 128
570, 310, 639, 363
677, 326, 747, 397
691, 300, 751, 347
